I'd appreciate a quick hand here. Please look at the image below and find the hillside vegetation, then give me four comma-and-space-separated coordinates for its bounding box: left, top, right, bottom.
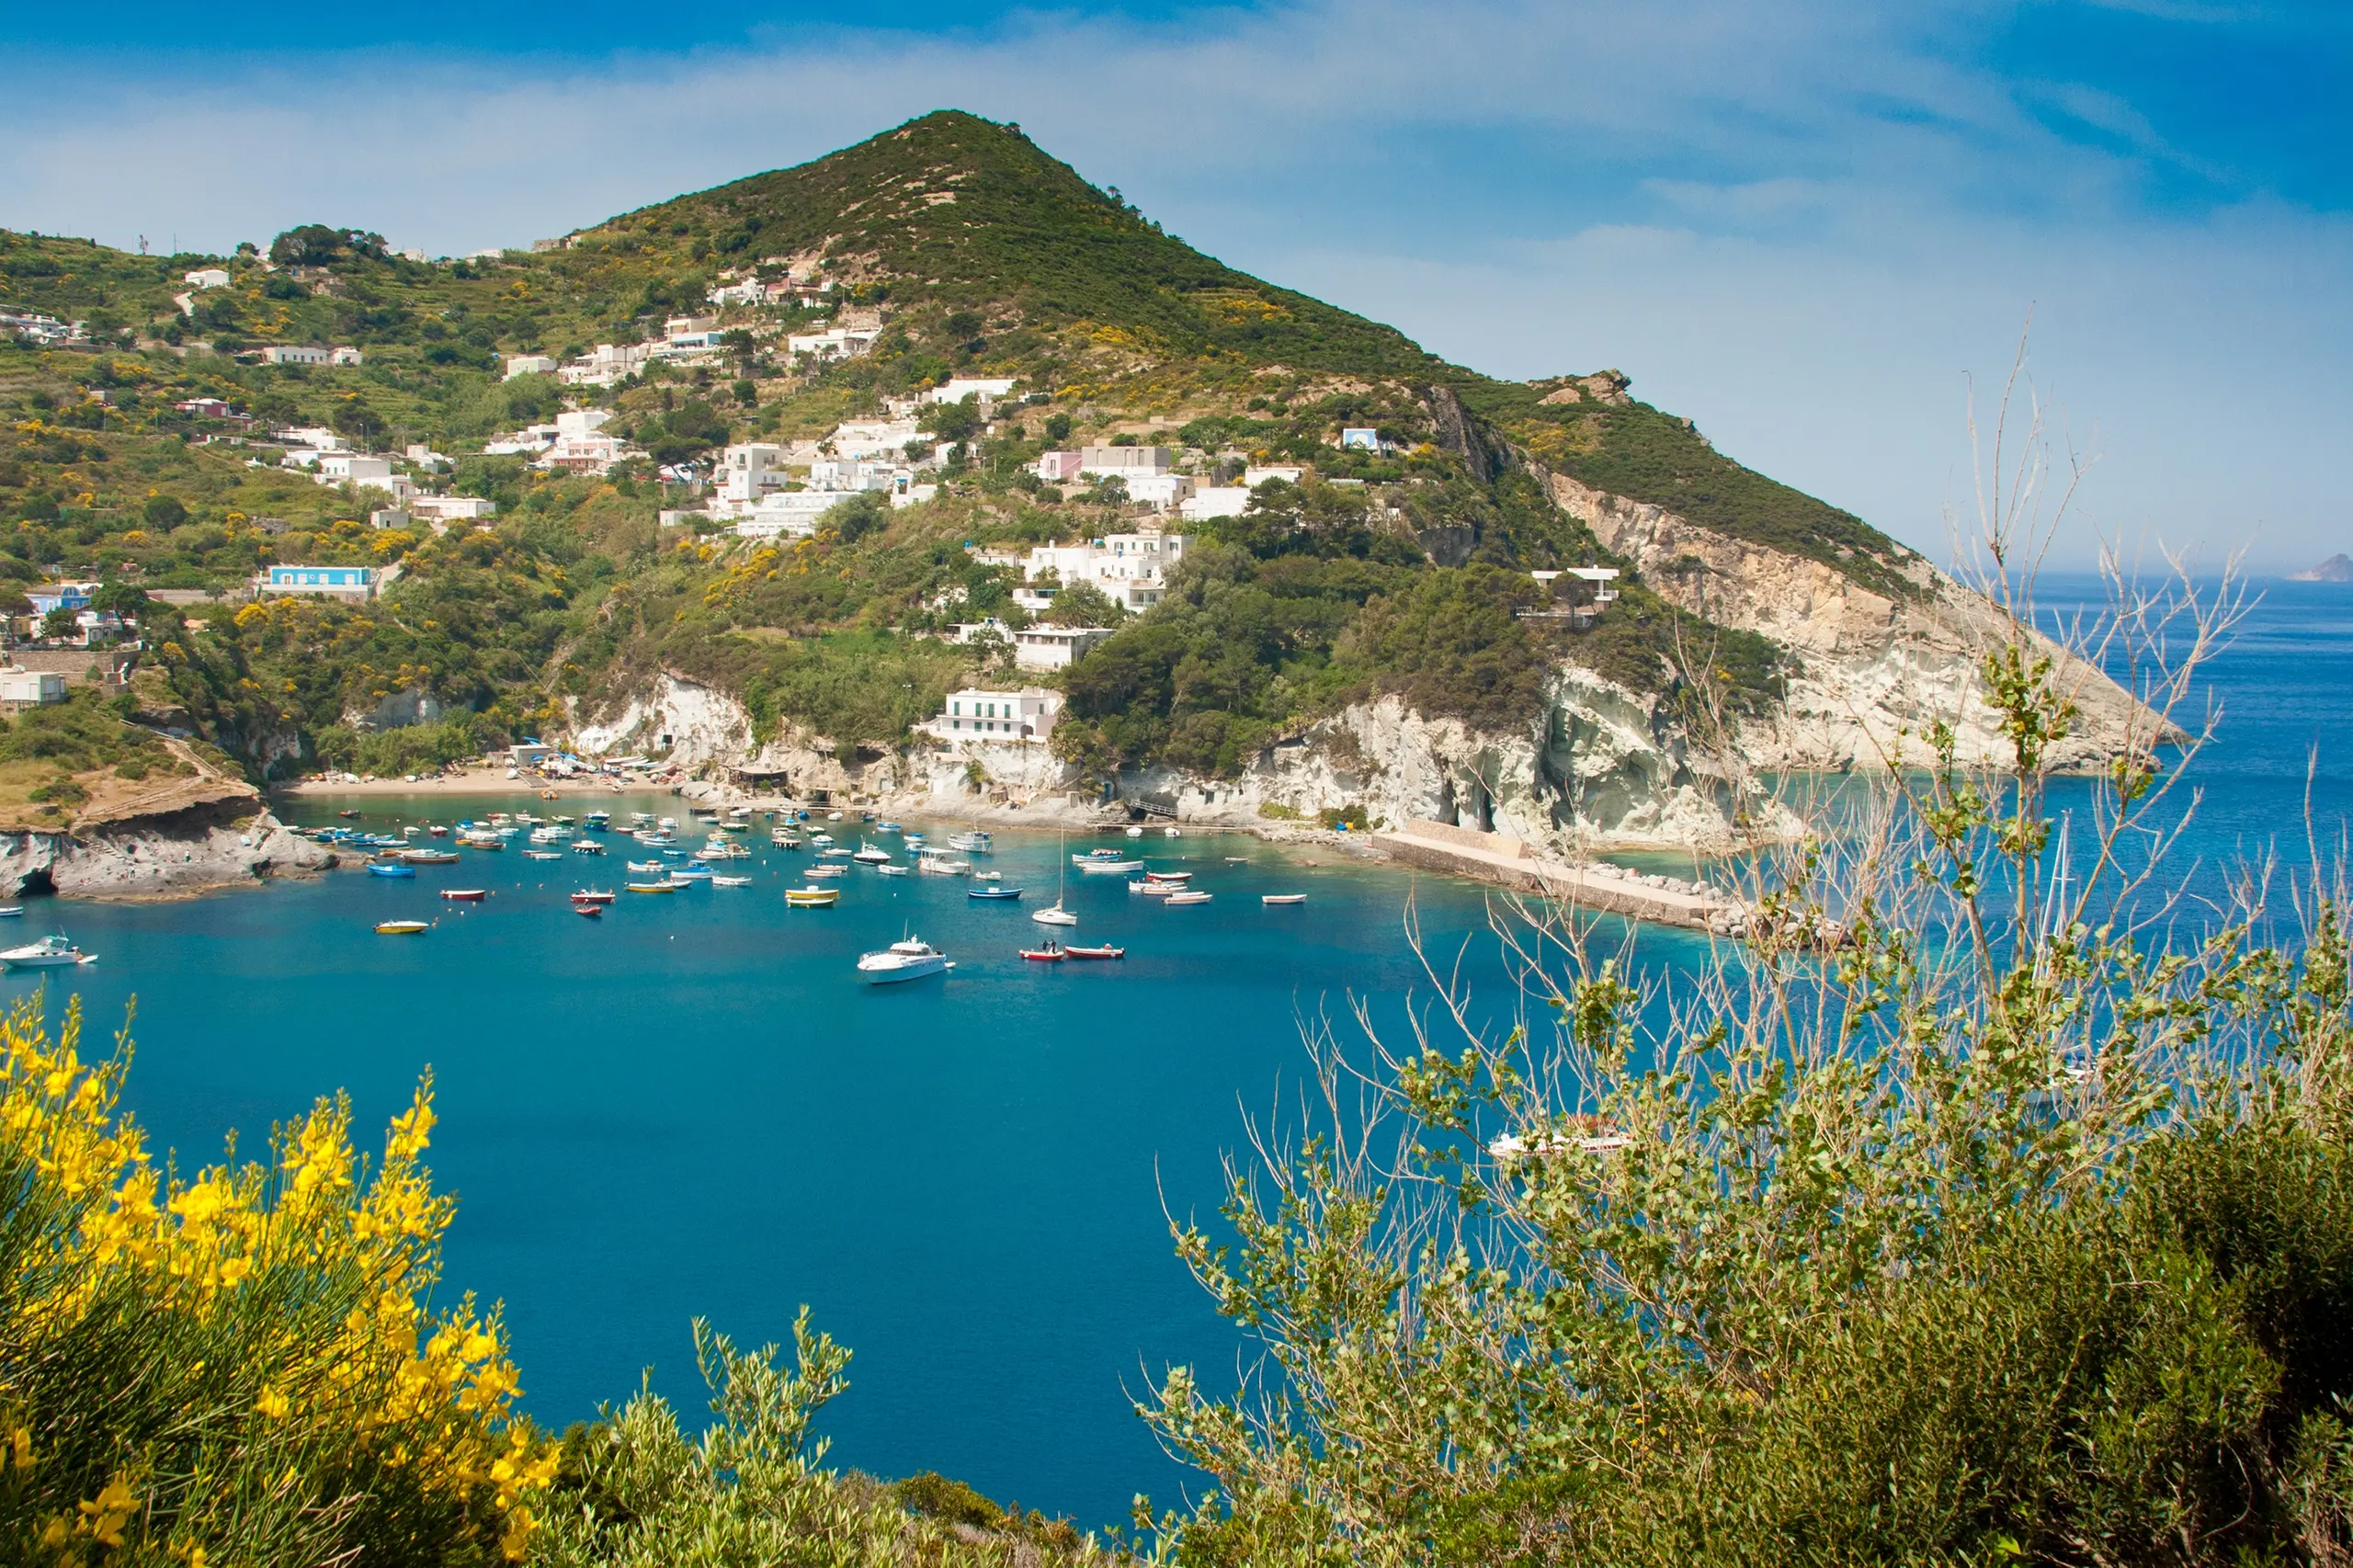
3, 110, 1884, 783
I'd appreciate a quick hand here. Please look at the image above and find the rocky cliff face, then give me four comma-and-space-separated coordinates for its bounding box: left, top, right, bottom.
1546, 473, 2162, 773
0, 803, 331, 901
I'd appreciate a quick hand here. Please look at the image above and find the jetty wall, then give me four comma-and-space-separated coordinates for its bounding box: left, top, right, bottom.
1370, 819, 1734, 933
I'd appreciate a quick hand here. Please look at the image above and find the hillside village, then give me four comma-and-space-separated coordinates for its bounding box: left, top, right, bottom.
0, 109, 2146, 856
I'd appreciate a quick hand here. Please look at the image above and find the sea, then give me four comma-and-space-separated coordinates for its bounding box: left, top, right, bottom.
18, 572, 2353, 1530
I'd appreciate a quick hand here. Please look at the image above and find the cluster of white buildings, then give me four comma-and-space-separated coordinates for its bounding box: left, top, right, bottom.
1025, 447, 1301, 519
269, 426, 499, 525
968, 528, 1195, 616
2, 312, 86, 347
540, 316, 739, 387
483, 408, 637, 475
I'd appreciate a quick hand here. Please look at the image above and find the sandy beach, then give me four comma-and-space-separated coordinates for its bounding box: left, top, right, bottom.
272, 767, 678, 799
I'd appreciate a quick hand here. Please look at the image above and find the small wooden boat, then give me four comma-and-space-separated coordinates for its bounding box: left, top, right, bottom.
1263, 893, 1307, 905
967, 885, 1024, 901
338, 810, 360, 819
402, 849, 460, 864
571, 890, 616, 904
625, 881, 676, 894
523, 850, 563, 861
875, 864, 909, 877
785, 885, 840, 908
375, 920, 429, 936
0, 907, 21, 918
626, 860, 667, 874
441, 889, 488, 902
1164, 890, 1212, 905
367, 861, 416, 878
710, 875, 754, 888
1064, 943, 1126, 960
427, 825, 449, 836
1019, 943, 1065, 962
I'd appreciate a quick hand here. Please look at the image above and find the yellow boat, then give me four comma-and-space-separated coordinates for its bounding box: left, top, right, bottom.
375, 919, 430, 936
784, 886, 840, 908
625, 881, 676, 893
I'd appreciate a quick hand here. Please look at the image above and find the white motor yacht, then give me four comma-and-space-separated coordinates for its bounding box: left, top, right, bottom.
2, 935, 94, 968
857, 937, 952, 983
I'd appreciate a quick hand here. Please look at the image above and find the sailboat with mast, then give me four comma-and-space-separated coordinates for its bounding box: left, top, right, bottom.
1033, 833, 1079, 926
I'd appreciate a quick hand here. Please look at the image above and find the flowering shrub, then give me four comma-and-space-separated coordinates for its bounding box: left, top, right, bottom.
0, 996, 554, 1565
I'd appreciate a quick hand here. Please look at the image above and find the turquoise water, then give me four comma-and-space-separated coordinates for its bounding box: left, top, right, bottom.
26, 812, 1573, 1528
15, 572, 2350, 1528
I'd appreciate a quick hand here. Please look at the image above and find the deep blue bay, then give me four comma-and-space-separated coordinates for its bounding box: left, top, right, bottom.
15, 570, 2352, 1529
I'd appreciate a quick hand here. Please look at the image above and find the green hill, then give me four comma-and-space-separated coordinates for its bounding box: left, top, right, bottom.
0, 110, 1909, 782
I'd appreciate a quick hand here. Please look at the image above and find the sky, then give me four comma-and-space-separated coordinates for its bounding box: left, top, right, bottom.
2, 0, 2346, 572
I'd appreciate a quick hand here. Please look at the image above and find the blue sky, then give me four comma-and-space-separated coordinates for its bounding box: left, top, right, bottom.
3, 0, 2346, 570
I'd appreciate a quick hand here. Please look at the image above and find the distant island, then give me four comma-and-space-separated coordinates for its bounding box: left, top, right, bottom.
2290, 553, 2352, 582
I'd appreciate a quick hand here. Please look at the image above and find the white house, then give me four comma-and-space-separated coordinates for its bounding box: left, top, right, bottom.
0, 668, 68, 708
717, 443, 789, 505
261, 346, 330, 366
785, 325, 881, 362
559, 343, 651, 386
316, 452, 393, 486
736, 491, 848, 540
924, 377, 1017, 405
1178, 486, 1250, 521
1340, 427, 1381, 451
919, 687, 1063, 745
183, 267, 230, 290
1079, 445, 1173, 478
504, 355, 558, 380
1244, 465, 1305, 488
1121, 473, 1194, 511
1032, 450, 1084, 483
1012, 625, 1113, 670
329, 347, 364, 367
409, 495, 497, 525
826, 418, 922, 460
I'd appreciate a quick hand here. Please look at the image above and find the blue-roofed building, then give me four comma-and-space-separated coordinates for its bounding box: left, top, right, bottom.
257, 564, 376, 600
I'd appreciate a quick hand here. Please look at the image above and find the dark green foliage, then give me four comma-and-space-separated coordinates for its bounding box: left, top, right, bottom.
893, 1471, 1001, 1528
268, 223, 388, 267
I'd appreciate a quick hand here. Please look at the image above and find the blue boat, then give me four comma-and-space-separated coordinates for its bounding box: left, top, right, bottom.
367, 861, 416, 878
967, 886, 1024, 901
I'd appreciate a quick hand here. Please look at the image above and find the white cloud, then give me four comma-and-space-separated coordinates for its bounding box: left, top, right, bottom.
2, 0, 2343, 569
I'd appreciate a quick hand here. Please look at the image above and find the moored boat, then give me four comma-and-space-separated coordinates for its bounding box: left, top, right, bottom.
857, 937, 951, 983
1165, 889, 1213, 905
785, 885, 840, 907
572, 902, 603, 918
441, 888, 488, 902
571, 890, 616, 903
1063, 943, 1126, 960
1, 935, 93, 967
852, 843, 892, 864
875, 864, 909, 877
625, 881, 676, 894
1019, 943, 1065, 962
368, 861, 416, 878
1076, 855, 1142, 874
1262, 893, 1308, 905
947, 831, 992, 853
374, 920, 429, 936
1031, 904, 1078, 926
710, 874, 755, 887
967, 885, 1024, 901
916, 853, 970, 875
523, 850, 563, 861
401, 849, 460, 864
807, 863, 847, 879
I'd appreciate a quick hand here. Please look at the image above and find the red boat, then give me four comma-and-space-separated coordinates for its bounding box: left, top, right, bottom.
571, 890, 616, 904
1019, 944, 1065, 962
1064, 944, 1126, 960
441, 888, 488, 902
573, 903, 603, 918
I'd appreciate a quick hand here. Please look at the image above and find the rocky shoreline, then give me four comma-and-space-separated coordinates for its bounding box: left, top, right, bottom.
0, 802, 335, 903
